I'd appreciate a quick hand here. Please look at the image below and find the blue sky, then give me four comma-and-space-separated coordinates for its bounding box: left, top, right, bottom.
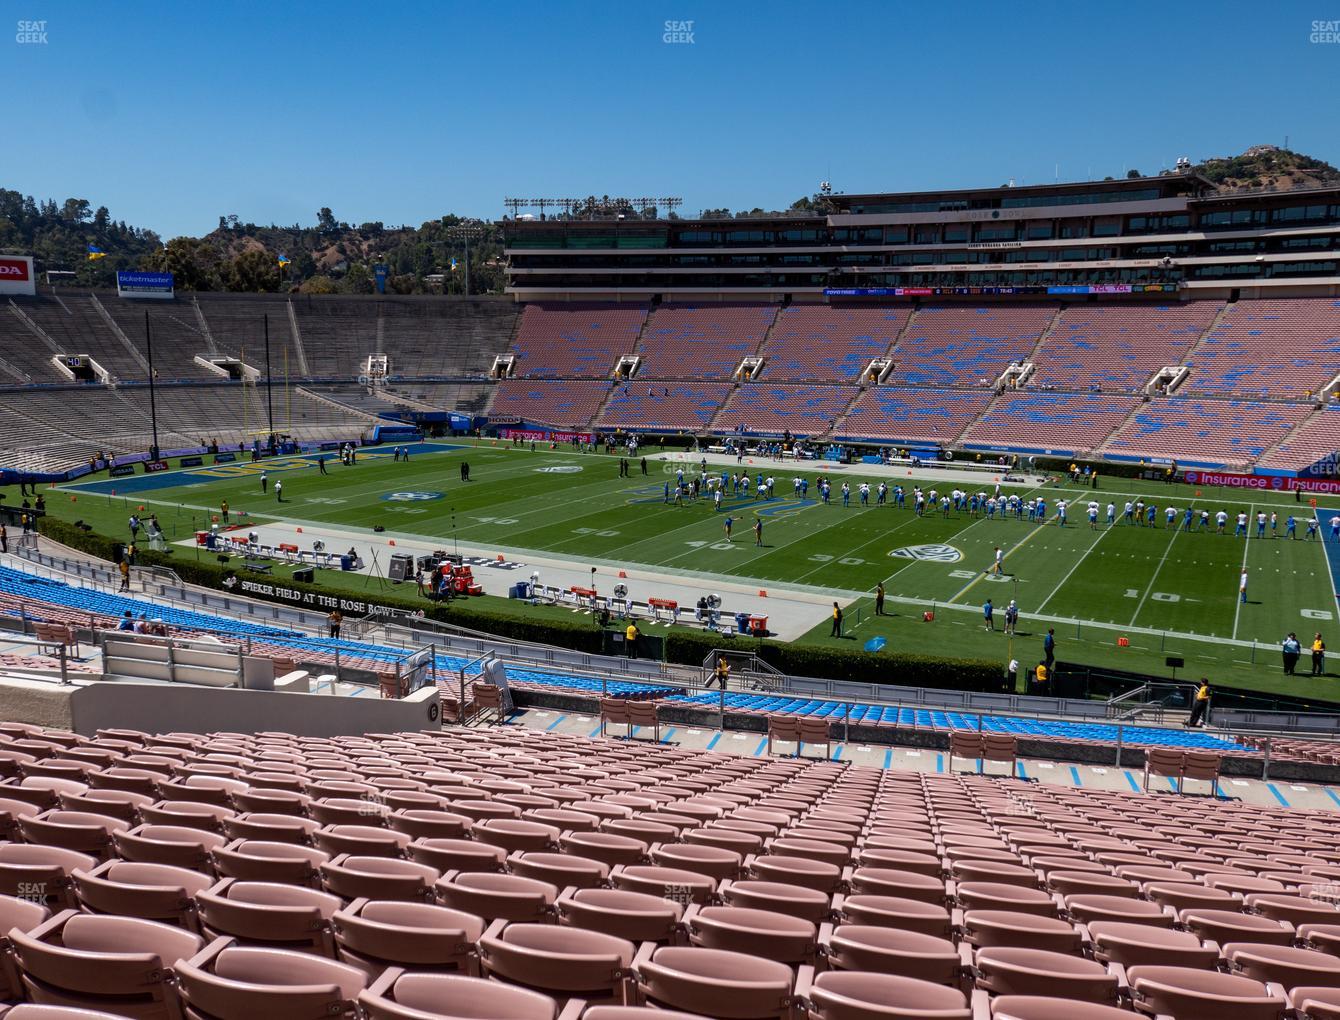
6, 1, 1339, 239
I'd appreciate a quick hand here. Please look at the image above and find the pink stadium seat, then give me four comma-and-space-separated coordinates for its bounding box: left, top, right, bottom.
760, 305, 910, 382
961, 392, 1139, 456
1100, 397, 1310, 469
1184, 297, 1340, 398
510, 303, 649, 378
894, 304, 1058, 388
1031, 301, 1220, 391
636, 304, 778, 380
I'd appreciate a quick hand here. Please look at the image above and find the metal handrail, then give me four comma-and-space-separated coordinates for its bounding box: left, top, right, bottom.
1115, 704, 1168, 724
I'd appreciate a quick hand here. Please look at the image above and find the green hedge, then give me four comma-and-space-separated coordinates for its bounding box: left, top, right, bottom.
38, 515, 1003, 691
662, 629, 1004, 692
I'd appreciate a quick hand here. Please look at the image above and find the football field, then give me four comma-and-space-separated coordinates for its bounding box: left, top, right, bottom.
55, 441, 1340, 696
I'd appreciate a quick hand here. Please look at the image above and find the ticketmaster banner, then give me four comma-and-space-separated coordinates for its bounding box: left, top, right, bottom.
116, 271, 175, 300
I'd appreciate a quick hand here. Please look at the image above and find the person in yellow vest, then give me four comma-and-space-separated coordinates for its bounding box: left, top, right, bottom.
1034, 660, 1048, 695
711, 658, 730, 690
625, 621, 640, 660
1188, 679, 1210, 727
1313, 634, 1327, 677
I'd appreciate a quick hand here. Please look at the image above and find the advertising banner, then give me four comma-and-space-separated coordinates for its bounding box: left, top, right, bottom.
116, 270, 175, 300
1183, 470, 1340, 496
0, 255, 36, 296
501, 428, 594, 443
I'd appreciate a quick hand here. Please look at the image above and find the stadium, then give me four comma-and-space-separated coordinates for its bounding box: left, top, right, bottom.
3, 6, 1340, 1019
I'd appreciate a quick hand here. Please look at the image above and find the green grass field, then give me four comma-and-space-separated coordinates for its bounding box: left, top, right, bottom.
47, 440, 1340, 698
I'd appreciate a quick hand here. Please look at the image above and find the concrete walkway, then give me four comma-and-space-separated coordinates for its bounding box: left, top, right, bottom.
196, 521, 833, 640
508, 707, 1340, 813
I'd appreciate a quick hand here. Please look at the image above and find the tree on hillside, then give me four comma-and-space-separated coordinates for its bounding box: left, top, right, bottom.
60, 198, 91, 223
342, 262, 374, 295
299, 275, 337, 294
140, 237, 223, 291
225, 249, 283, 293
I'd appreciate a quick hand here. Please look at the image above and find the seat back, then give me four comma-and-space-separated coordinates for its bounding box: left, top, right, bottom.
982, 735, 1018, 764
625, 702, 659, 727
196, 880, 340, 953
1144, 749, 1184, 780
11, 910, 201, 1009
600, 699, 631, 727
175, 940, 366, 1020
359, 968, 557, 1020
1182, 752, 1222, 781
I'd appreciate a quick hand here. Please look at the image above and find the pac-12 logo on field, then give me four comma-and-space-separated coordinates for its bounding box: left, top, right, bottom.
381, 491, 444, 502
534, 465, 582, 474
889, 544, 962, 563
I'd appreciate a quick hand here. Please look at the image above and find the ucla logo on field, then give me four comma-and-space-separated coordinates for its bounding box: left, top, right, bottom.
381, 491, 444, 502
535, 465, 582, 474
889, 544, 963, 563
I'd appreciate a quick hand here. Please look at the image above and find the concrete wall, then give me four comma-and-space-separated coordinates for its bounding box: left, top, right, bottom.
0, 676, 75, 730
63, 680, 439, 738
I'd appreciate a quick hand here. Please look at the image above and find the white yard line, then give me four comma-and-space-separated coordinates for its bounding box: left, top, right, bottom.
945, 501, 1052, 604
1128, 520, 1188, 628
1231, 501, 1256, 640
1037, 523, 1113, 614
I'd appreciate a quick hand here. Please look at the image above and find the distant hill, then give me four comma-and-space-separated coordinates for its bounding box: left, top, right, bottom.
1193, 144, 1340, 192
0, 194, 504, 295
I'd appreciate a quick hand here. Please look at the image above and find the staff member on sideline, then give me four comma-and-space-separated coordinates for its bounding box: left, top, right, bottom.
1313, 633, 1327, 676
830, 602, 843, 638
625, 620, 640, 659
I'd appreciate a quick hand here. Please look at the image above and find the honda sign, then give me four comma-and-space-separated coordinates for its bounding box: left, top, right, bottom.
0, 256, 35, 296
